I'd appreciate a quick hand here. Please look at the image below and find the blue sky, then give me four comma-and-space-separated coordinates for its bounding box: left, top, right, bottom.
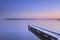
0, 0, 60, 19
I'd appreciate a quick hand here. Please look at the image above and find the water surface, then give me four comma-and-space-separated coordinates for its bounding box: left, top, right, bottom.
0, 20, 60, 40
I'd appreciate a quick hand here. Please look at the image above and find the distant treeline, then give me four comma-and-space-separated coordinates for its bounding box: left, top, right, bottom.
5, 18, 60, 20
5, 18, 38, 20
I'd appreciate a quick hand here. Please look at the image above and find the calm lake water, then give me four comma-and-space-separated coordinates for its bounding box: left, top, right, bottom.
0, 20, 60, 40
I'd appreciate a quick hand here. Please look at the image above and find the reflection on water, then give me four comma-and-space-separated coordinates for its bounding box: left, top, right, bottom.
0, 20, 60, 40
0, 20, 39, 40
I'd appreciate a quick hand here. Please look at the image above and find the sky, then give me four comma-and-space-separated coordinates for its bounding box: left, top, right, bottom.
0, 0, 60, 19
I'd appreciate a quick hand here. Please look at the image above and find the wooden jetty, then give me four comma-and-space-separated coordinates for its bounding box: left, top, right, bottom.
28, 25, 60, 40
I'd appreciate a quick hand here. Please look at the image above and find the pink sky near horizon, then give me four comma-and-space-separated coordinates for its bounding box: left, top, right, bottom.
1, 12, 60, 19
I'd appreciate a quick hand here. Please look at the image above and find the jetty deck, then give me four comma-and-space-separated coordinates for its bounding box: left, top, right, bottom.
28, 25, 60, 40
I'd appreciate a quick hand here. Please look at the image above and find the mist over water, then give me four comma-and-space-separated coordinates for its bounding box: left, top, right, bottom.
0, 20, 60, 40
